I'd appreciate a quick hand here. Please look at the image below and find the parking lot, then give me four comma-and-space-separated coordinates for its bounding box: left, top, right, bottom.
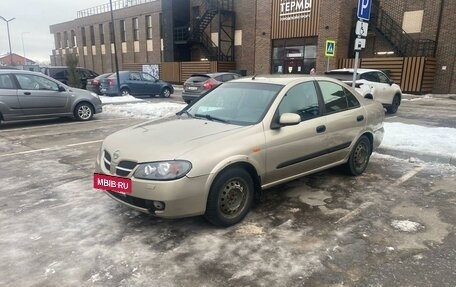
1, 92, 455, 287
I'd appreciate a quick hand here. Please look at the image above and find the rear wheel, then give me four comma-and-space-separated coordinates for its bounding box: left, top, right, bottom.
205, 167, 254, 227
74, 102, 94, 121
160, 87, 171, 98
386, 94, 401, 114
344, 136, 371, 176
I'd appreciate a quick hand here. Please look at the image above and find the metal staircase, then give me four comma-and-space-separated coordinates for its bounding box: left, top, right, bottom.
369, 0, 436, 57
174, 0, 235, 61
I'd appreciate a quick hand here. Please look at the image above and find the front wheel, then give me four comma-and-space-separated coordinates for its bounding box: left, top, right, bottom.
160, 87, 171, 98
386, 94, 401, 114
344, 136, 371, 176
74, 102, 94, 121
205, 167, 254, 227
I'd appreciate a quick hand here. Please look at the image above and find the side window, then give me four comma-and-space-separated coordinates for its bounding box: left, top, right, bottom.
377, 72, 390, 84
16, 74, 59, 91
319, 81, 351, 113
141, 72, 155, 82
360, 72, 377, 82
0, 74, 15, 89
278, 81, 321, 121
130, 72, 141, 81
221, 74, 234, 82
344, 87, 361, 108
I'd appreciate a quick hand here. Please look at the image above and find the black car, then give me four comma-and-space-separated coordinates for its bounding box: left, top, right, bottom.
40, 66, 99, 89
86, 73, 112, 95
182, 72, 241, 104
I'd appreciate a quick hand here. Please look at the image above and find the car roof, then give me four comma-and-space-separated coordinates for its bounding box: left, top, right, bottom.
228, 74, 346, 86
189, 72, 238, 78
328, 68, 381, 74
0, 69, 45, 75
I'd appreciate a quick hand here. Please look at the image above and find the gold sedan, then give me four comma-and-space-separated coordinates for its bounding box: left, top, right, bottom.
94, 75, 384, 227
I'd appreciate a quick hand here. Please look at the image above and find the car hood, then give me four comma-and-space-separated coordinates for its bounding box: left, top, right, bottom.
102, 117, 246, 162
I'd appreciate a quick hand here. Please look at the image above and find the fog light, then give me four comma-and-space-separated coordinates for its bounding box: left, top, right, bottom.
153, 201, 165, 211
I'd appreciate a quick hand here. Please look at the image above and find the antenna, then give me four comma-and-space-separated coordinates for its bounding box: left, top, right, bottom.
252, 75, 256, 80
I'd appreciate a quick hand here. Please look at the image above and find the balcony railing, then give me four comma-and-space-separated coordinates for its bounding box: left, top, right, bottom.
77, 0, 157, 18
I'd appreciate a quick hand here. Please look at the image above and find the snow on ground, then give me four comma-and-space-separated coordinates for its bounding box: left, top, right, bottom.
100, 95, 144, 104
381, 122, 456, 156
102, 102, 186, 119
391, 220, 424, 233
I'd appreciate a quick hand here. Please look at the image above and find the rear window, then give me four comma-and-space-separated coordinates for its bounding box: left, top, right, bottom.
186, 75, 210, 83
325, 71, 356, 82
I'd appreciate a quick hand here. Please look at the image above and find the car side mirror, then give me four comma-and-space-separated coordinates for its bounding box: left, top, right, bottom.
389, 80, 394, 85
279, 113, 301, 126
58, 85, 66, 92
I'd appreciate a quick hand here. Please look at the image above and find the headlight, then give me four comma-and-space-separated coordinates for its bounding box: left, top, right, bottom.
134, 160, 192, 180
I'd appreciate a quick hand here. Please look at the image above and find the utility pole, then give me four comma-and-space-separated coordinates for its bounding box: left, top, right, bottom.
0, 16, 16, 66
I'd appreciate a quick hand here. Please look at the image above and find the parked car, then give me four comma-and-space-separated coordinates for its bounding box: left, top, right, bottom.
182, 72, 241, 104
40, 66, 99, 90
326, 68, 402, 114
94, 75, 384, 227
86, 73, 112, 95
100, 71, 174, 97
0, 70, 102, 126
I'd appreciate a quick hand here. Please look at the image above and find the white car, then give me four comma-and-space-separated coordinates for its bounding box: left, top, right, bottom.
326, 69, 402, 114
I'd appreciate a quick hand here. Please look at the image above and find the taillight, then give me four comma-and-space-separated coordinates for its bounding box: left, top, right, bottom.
92, 79, 99, 85
108, 79, 115, 86
202, 79, 218, 90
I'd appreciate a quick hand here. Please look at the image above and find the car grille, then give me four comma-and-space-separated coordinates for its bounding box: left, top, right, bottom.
103, 150, 137, 176
107, 191, 156, 212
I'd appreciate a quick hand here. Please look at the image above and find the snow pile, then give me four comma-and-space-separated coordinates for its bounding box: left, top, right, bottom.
102, 102, 186, 119
391, 219, 424, 232
100, 95, 144, 104
381, 122, 456, 156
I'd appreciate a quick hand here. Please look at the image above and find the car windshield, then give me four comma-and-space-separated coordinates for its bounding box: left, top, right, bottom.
185, 82, 283, 125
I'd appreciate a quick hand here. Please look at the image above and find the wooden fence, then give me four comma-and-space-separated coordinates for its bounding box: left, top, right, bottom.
121, 61, 236, 83
337, 57, 436, 93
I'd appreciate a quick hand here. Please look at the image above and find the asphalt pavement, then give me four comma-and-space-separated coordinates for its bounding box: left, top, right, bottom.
0, 94, 455, 287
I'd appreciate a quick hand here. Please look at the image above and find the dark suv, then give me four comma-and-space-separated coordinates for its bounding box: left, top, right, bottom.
40, 66, 98, 89
182, 72, 241, 104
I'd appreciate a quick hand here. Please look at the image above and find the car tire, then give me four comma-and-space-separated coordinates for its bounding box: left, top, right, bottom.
386, 94, 401, 114
160, 87, 171, 98
120, 88, 130, 96
74, 102, 94, 121
205, 167, 254, 227
344, 135, 371, 176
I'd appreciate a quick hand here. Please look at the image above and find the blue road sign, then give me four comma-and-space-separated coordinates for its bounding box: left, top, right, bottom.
357, 0, 372, 21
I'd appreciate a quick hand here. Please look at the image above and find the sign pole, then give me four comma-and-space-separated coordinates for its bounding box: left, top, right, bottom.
352, 49, 360, 88
327, 57, 330, 72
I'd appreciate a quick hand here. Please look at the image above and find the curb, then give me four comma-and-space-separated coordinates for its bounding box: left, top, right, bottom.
377, 147, 456, 166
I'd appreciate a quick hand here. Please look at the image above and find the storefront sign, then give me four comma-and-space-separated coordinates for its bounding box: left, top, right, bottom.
280, 0, 312, 21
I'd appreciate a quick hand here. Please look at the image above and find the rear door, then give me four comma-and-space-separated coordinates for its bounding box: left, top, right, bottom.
316, 80, 366, 163
126, 72, 143, 95
14, 73, 70, 116
0, 73, 22, 120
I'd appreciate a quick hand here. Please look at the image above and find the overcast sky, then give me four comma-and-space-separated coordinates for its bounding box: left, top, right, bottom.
0, 0, 107, 63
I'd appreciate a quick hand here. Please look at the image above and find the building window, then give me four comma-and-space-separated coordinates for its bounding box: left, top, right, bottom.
56, 33, 61, 49
120, 20, 126, 42
402, 10, 424, 33
99, 24, 104, 45
146, 15, 152, 39
81, 27, 87, 46
109, 22, 114, 43
63, 31, 69, 48
133, 17, 139, 41
272, 37, 317, 74
90, 25, 95, 45
71, 30, 76, 47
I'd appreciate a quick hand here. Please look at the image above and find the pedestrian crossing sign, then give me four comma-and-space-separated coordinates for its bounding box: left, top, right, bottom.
325, 40, 336, 57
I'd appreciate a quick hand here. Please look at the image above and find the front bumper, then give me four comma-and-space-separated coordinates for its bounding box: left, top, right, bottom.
95, 164, 210, 219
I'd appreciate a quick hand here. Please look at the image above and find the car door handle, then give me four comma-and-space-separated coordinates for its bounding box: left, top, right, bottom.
24, 92, 31, 95
316, 125, 326, 133
357, 115, 364, 122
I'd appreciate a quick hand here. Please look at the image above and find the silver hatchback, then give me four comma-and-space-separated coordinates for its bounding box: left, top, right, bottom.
0, 70, 102, 126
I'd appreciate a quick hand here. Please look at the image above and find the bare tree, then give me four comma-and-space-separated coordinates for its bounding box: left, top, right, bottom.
66, 54, 80, 88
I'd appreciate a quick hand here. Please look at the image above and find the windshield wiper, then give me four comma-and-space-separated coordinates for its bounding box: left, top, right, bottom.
194, 113, 228, 123
177, 110, 194, 118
